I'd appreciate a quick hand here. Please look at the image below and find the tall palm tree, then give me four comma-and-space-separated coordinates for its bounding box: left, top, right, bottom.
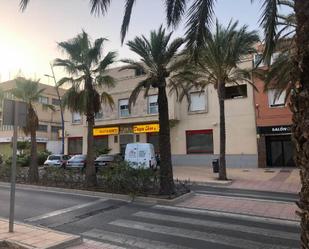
11, 78, 54, 183
121, 26, 184, 195
174, 21, 259, 180
55, 31, 116, 187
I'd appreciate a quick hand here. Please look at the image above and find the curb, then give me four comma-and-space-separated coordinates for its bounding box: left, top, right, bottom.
0, 181, 194, 205
44, 236, 82, 249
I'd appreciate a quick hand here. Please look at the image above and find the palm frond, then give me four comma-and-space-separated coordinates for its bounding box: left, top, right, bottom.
129, 79, 152, 109
19, 0, 29, 11
121, 0, 137, 44
89, 0, 111, 15
93, 51, 117, 73
100, 92, 114, 109
166, 0, 187, 27
95, 75, 115, 88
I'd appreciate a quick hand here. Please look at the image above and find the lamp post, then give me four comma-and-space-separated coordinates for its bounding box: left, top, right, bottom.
45, 64, 65, 155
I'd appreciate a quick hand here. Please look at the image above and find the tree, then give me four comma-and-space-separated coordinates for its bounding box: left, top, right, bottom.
55, 31, 116, 187
174, 21, 259, 180
11, 78, 54, 183
121, 26, 184, 194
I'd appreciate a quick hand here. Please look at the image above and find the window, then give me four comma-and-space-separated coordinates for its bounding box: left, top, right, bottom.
37, 124, 48, 132
38, 96, 49, 105
135, 134, 140, 142
72, 112, 82, 124
119, 99, 130, 117
68, 137, 83, 155
225, 85, 247, 99
135, 68, 146, 76
186, 130, 214, 154
51, 126, 61, 133
254, 54, 265, 67
268, 89, 286, 107
189, 92, 206, 112
95, 111, 103, 120
52, 98, 60, 106
148, 95, 158, 114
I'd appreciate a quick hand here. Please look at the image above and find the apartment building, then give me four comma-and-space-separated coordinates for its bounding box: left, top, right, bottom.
0, 79, 65, 158
253, 55, 294, 168
64, 56, 259, 168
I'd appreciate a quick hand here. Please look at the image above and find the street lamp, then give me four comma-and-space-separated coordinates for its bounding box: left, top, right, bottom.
44, 63, 65, 155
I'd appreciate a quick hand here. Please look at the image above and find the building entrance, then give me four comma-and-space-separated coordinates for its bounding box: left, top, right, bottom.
119, 134, 134, 156
266, 135, 295, 167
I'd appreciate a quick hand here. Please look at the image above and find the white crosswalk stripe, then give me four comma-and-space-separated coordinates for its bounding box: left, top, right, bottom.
83, 229, 192, 249
109, 219, 298, 249
133, 211, 299, 241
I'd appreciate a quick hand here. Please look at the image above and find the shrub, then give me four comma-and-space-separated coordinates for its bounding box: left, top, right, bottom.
38, 150, 51, 166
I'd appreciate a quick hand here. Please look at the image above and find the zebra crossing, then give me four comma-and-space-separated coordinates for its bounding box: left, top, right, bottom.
81, 205, 300, 249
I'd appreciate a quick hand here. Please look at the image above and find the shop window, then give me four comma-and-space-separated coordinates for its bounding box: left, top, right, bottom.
225, 85, 247, 99
186, 130, 214, 154
148, 95, 158, 114
119, 99, 130, 117
95, 111, 104, 121
68, 137, 83, 155
72, 112, 82, 124
52, 98, 60, 106
189, 91, 206, 112
268, 89, 286, 107
37, 124, 48, 132
51, 126, 61, 133
38, 96, 49, 105
136, 134, 140, 142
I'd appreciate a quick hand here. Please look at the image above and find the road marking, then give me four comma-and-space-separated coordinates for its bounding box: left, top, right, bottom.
154, 205, 300, 227
83, 229, 192, 249
195, 191, 296, 203
133, 211, 299, 240
110, 219, 298, 249
25, 199, 106, 222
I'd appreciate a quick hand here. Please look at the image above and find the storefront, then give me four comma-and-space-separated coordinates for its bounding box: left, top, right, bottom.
93, 123, 159, 156
257, 125, 295, 168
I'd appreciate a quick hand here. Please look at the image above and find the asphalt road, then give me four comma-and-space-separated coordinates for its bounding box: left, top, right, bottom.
0, 185, 300, 249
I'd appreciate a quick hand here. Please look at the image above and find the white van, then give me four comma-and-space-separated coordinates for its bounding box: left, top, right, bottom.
125, 143, 157, 169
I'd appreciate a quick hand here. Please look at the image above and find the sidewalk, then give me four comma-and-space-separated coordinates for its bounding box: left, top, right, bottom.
174, 166, 301, 193
0, 219, 81, 249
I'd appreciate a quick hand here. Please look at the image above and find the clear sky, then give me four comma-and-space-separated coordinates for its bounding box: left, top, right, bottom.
0, 0, 262, 84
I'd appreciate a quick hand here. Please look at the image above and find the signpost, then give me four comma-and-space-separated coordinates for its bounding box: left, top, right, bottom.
3, 99, 27, 233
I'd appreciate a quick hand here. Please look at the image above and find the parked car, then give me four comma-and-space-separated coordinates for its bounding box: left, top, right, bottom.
66, 155, 87, 169
94, 153, 122, 168
44, 154, 71, 168
125, 143, 157, 169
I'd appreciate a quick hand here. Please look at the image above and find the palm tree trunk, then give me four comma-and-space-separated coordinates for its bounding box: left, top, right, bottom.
85, 117, 97, 187
158, 85, 175, 195
28, 117, 38, 183
293, 1, 309, 248
217, 82, 227, 180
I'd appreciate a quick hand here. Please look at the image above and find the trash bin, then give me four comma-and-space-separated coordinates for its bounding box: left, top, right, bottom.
212, 159, 219, 173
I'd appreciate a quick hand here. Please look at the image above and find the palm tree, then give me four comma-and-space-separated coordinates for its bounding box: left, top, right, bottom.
121, 26, 184, 195
173, 21, 259, 180
55, 31, 116, 187
11, 78, 54, 183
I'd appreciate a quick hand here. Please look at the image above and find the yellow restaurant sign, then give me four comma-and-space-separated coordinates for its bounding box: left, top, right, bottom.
133, 124, 160, 134
93, 127, 119, 136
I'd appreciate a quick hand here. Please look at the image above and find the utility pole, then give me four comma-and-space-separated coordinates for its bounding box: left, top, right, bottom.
45, 64, 65, 154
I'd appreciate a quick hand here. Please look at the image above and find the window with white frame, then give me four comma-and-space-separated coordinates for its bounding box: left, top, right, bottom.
148, 95, 158, 114
72, 112, 82, 124
189, 91, 206, 112
253, 54, 265, 67
268, 89, 286, 107
95, 110, 104, 120
119, 99, 130, 117
38, 96, 49, 105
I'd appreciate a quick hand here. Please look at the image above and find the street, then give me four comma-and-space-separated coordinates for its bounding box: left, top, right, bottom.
0, 185, 300, 249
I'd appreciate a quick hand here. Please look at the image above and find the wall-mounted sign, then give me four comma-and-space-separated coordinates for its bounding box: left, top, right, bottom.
133, 124, 160, 134
93, 127, 119, 136
257, 125, 292, 135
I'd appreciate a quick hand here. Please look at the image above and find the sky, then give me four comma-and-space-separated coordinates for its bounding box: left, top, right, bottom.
0, 0, 262, 84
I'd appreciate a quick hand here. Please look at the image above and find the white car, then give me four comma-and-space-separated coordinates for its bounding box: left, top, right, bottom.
44, 154, 71, 168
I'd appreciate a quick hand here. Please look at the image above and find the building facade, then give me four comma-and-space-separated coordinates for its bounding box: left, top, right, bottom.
63, 56, 259, 168
253, 73, 294, 168
0, 79, 65, 158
